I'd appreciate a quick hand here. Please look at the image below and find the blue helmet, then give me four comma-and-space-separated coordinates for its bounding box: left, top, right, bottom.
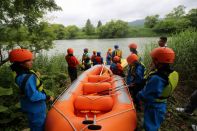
114, 45, 119, 49
84, 48, 88, 52
97, 52, 101, 56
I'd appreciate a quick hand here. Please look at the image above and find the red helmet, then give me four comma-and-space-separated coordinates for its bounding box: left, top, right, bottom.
67, 48, 74, 54
129, 43, 137, 49
113, 56, 120, 62
150, 47, 175, 63
127, 54, 138, 64
9, 49, 33, 63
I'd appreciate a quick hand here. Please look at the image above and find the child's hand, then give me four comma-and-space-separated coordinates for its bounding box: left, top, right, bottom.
49, 96, 54, 102
47, 96, 54, 102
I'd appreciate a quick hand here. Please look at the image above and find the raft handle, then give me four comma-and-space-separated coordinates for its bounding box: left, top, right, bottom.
88, 114, 102, 130
82, 114, 94, 125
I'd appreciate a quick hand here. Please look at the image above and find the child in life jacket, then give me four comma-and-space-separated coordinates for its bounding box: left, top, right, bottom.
65, 48, 79, 82
9, 49, 54, 131
126, 54, 145, 111
94, 52, 103, 65
137, 47, 179, 131
110, 56, 124, 77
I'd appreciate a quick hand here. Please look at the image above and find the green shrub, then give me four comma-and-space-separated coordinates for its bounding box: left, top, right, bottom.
168, 28, 197, 81
143, 28, 197, 81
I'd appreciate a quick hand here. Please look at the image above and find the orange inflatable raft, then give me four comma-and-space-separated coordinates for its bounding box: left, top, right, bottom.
45, 65, 137, 131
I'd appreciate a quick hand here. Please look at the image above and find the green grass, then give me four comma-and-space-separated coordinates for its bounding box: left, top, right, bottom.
168, 28, 197, 81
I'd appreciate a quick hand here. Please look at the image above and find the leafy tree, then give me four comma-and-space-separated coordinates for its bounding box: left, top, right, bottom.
98, 20, 129, 38
186, 9, 197, 28
84, 19, 95, 35
166, 5, 186, 19
0, 0, 61, 66
153, 19, 176, 33
97, 20, 102, 28
153, 5, 193, 34
153, 18, 190, 34
65, 25, 79, 39
50, 24, 66, 40
0, 0, 61, 28
29, 22, 56, 53
144, 15, 159, 28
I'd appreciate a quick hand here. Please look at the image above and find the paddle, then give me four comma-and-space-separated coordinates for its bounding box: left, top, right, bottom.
99, 63, 106, 76
80, 74, 123, 84
89, 84, 129, 95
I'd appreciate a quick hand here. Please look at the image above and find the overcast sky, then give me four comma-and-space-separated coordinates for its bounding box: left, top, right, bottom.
47, 0, 197, 27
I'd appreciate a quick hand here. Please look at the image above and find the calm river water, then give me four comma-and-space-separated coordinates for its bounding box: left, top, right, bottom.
46, 37, 158, 59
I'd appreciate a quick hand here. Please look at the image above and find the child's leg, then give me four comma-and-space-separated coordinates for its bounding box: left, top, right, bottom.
27, 111, 46, 131
144, 105, 165, 131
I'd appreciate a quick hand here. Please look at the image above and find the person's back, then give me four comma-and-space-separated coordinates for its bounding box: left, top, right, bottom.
106, 48, 112, 65
91, 51, 97, 66
126, 62, 145, 87
65, 48, 79, 82
65, 54, 79, 68
110, 56, 124, 76
94, 52, 103, 65
82, 48, 91, 70
112, 45, 122, 58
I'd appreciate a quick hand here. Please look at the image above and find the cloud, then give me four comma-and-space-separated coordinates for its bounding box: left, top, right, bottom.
47, 0, 197, 27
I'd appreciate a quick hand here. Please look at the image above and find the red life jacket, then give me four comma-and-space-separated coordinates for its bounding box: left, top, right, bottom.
95, 56, 102, 64
65, 55, 79, 68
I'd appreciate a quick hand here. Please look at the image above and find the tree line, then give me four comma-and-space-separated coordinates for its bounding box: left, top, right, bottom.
144, 5, 197, 34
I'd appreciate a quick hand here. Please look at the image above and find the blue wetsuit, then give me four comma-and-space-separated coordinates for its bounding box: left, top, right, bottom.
137, 74, 168, 131
16, 74, 47, 131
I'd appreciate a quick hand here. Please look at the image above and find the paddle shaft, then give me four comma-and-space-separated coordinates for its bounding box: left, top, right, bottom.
99, 64, 105, 76
91, 84, 128, 95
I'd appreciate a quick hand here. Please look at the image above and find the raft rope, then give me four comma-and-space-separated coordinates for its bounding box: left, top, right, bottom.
51, 84, 70, 106
80, 108, 134, 131
52, 105, 77, 131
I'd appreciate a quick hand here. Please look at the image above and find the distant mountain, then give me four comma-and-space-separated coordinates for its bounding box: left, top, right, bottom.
128, 19, 145, 26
